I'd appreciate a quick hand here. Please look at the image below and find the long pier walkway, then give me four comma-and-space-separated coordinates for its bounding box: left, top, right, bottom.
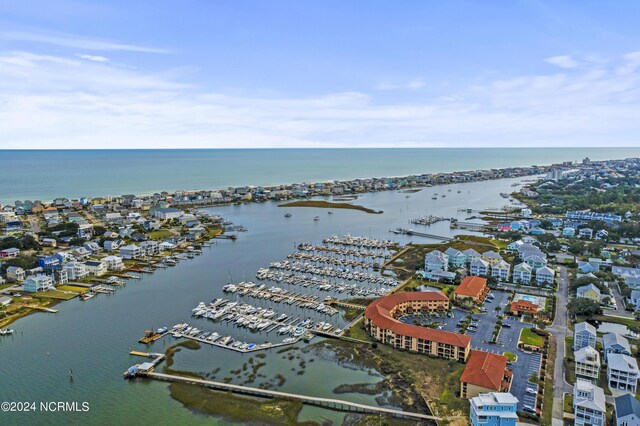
389, 228, 451, 241
145, 371, 440, 421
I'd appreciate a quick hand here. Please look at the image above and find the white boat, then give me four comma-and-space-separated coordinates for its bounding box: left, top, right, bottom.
0, 329, 14, 336
314, 216, 320, 221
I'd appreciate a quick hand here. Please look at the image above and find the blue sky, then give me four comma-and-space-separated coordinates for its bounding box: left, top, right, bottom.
1, 0, 640, 148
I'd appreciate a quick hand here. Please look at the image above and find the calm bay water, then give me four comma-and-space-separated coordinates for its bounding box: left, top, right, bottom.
2, 174, 527, 426
1, 148, 640, 204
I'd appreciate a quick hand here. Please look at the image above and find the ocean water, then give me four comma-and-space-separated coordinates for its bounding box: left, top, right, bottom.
1, 148, 639, 204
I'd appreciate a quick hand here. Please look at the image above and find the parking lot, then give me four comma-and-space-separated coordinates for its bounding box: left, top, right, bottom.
399, 289, 543, 410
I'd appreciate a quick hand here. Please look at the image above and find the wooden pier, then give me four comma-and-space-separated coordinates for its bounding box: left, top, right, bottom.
450, 221, 488, 232
389, 228, 451, 241
143, 371, 440, 422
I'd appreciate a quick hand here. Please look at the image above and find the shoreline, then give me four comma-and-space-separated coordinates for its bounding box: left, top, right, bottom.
4, 154, 615, 206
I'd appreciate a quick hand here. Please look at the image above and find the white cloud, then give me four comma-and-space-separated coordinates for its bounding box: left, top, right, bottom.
2, 30, 167, 53
375, 79, 425, 91
77, 54, 109, 62
1, 50, 640, 148
545, 55, 579, 69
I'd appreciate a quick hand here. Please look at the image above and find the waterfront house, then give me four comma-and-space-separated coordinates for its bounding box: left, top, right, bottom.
535, 266, 555, 285
470, 258, 489, 276
63, 261, 88, 280
84, 260, 107, 277
607, 353, 639, 393
614, 393, 640, 426
23, 275, 55, 293
159, 241, 176, 251
139, 241, 160, 256
0, 247, 20, 258
444, 247, 467, 269
513, 263, 532, 285
577, 284, 601, 303
454, 276, 488, 304
574, 322, 597, 350
575, 346, 601, 382
460, 350, 513, 399
6, 266, 26, 282
603, 333, 632, 362
491, 260, 510, 281
0, 295, 12, 306
573, 379, 606, 426
119, 244, 143, 260
424, 250, 449, 272
102, 255, 125, 271
469, 392, 518, 426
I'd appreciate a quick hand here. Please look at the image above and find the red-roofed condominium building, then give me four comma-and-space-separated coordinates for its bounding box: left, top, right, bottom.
364, 291, 471, 362
454, 276, 489, 304
509, 300, 540, 318
460, 350, 513, 399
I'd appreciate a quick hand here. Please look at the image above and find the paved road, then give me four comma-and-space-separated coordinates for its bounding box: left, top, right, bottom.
548, 265, 572, 422
604, 282, 634, 318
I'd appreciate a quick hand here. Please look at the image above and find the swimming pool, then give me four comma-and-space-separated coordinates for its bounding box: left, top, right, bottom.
520, 295, 539, 304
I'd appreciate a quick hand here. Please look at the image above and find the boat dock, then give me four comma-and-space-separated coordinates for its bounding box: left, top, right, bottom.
389, 228, 451, 241
139, 331, 169, 344
141, 371, 440, 422
174, 332, 302, 353
450, 220, 488, 232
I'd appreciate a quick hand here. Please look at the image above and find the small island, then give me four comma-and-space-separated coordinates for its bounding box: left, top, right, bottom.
278, 200, 383, 214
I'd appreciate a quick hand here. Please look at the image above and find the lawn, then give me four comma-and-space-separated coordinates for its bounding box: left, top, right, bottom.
57, 285, 89, 293
519, 328, 544, 347
147, 229, 175, 240
503, 352, 517, 362
563, 393, 573, 413
33, 290, 78, 300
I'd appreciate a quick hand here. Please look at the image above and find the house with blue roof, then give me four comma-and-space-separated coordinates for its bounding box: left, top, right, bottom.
614, 393, 640, 426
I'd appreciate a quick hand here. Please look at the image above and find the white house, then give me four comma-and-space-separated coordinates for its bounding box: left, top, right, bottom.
608, 353, 639, 393
462, 248, 481, 263
139, 241, 160, 256
513, 262, 532, 285
574, 322, 597, 350
573, 379, 606, 426
630, 290, 640, 311
491, 260, 510, 281
102, 255, 125, 271
507, 240, 524, 252
535, 266, 555, 285
23, 275, 55, 293
76, 223, 94, 239
63, 261, 88, 280
120, 244, 143, 260
470, 258, 489, 276
6, 266, 26, 282
84, 260, 107, 277
575, 346, 600, 382
103, 240, 122, 252
154, 208, 182, 220
424, 250, 449, 272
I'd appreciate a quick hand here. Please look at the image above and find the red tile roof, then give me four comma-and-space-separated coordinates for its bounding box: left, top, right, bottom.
454, 276, 487, 298
460, 350, 509, 391
510, 300, 539, 314
365, 292, 470, 348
